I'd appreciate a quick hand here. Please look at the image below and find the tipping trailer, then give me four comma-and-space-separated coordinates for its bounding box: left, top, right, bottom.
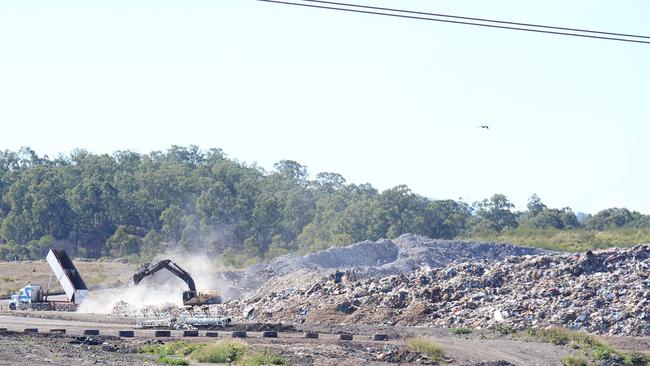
9, 249, 88, 311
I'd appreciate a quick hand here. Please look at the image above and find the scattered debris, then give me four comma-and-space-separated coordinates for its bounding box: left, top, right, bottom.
105, 234, 648, 337
222, 234, 548, 298
223, 243, 649, 336
68, 336, 103, 346
134, 304, 231, 329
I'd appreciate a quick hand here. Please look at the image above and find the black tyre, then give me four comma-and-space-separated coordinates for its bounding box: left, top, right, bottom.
231, 331, 247, 338
155, 330, 171, 337
262, 330, 278, 338
183, 330, 198, 337
338, 333, 353, 341
372, 334, 389, 341
9, 303, 16, 310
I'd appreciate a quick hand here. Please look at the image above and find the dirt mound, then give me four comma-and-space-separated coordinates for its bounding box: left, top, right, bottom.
223, 234, 548, 298
224, 244, 650, 336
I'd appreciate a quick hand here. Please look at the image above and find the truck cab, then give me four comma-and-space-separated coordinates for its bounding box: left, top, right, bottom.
9, 283, 42, 310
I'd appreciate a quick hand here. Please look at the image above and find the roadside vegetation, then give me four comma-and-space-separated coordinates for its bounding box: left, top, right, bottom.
560, 355, 589, 366
451, 327, 472, 335
525, 327, 650, 366
1, 146, 650, 266
156, 355, 189, 366
238, 351, 287, 366
140, 340, 287, 365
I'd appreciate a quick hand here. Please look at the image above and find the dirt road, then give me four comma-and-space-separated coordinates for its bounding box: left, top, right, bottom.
0, 313, 584, 365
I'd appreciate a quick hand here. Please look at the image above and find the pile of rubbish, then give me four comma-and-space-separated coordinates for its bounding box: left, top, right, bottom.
134, 304, 231, 329
224, 234, 548, 298
223, 244, 650, 336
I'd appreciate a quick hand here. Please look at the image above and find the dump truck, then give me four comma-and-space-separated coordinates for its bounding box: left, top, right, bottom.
9, 249, 88, 311
133, 259, 222, 306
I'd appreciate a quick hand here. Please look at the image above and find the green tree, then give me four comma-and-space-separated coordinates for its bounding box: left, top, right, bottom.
527, 208, 565, 229
474, 194, 518, 232
273, 160, 308, 185
141, 229, 163, 259
179, 215, 200, 252
423, 199, 471, 238
160, 204, 183, 243
586, 208, 636, 231
526, 194, 547, 217
106, 226, 140, 256
68, 178, 116, 256
2, 167, 73, 243
314, 172, 346, 192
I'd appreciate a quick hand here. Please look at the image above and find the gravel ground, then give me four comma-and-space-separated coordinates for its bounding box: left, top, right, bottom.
4, 314, 648, 365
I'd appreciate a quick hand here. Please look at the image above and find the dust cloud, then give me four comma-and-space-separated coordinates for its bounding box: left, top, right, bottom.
77, 251, 231, 314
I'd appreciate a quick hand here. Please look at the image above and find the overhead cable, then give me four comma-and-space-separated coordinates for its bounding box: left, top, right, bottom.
258, 0, 650, 45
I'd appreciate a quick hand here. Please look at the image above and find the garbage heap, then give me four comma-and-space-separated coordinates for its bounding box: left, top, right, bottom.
222, 234, 548, 298
134, 304, 231, 329
224, 244, 649, 336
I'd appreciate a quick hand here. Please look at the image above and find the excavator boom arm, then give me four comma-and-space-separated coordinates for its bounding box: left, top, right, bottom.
133, 259, 197, 292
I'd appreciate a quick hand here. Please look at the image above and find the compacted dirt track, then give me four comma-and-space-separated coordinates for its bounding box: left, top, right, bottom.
0, 313, 624, 365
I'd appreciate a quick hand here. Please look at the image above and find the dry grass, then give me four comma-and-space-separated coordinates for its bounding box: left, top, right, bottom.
406, 337, 445, 362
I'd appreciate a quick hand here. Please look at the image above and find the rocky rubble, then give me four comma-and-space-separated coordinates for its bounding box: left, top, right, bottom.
224, 244, 650, 336
134, 304, 231, 329
223, 234, 548, 298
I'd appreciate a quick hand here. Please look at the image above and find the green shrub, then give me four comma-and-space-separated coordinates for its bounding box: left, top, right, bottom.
560, 355, 589, 366
527, 327, 650, 366
238, 351, 287, 366
140, 341, 203, 357
406, 337, 445, 362
527, 327, 573, 345
592, 344, 614, 361
140, 344, 163, 354
492, 323, 515, 336
157, 355, 189, 365
190, 340, 247, 363
451, 327, 472, 335
622, 352, 650, 366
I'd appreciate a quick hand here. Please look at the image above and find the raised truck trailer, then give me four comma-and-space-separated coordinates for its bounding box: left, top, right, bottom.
9, 249, 88, 311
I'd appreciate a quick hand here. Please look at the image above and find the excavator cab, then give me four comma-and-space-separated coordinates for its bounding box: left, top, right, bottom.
182, 290, 222, 306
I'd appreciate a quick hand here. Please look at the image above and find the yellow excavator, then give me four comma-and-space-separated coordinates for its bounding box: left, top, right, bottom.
133, 259, 222, 306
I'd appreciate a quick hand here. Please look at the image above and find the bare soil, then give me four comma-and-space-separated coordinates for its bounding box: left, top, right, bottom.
2, 312, 648, 365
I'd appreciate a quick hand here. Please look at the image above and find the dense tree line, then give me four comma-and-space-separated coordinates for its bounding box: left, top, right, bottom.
1, 146, 649, 262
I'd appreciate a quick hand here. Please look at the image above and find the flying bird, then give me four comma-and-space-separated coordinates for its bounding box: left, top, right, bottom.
478, 125, 489, 129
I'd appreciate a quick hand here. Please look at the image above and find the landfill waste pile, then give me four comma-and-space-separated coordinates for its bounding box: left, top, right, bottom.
134, 304, 231, 329
223, 244, 649, 336
223, 234, 548, 298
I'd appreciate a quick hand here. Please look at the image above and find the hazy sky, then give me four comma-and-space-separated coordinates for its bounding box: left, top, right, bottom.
1, 1, 649, 214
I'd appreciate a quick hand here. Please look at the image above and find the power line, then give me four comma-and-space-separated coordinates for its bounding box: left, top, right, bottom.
298, 0, 650, 40
257, 0, 650, 45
